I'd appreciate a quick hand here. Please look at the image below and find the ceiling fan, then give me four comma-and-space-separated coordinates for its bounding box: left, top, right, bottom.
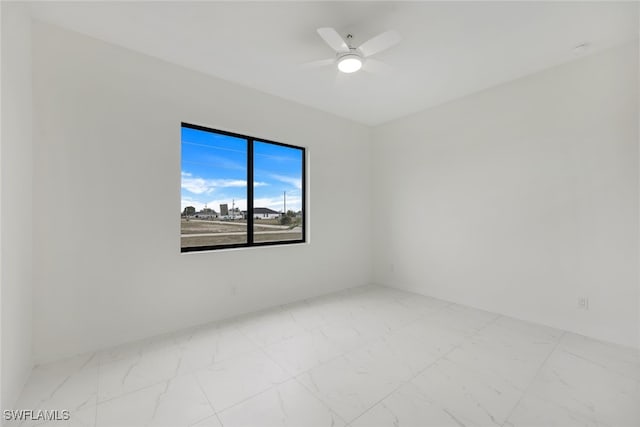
307, 27, 401, 74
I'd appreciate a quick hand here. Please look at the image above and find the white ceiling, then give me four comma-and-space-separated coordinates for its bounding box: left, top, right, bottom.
28, 1, 638, 126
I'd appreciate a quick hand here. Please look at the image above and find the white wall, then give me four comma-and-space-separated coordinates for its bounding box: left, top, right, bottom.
372, 42, 639, 349
32, 22, 372, 363
21, 12, 640, 368
1, 3, 34, 409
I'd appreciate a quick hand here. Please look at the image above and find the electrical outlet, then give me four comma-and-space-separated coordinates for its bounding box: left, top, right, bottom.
578, 297, 589, 310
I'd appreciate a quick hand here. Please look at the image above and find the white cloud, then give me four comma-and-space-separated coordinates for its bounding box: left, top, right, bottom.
181, 176, 214, 194
181, 171, 268, 195
216, 179, 249, 188
270, 174, 302, 190
181, 171, 300, 213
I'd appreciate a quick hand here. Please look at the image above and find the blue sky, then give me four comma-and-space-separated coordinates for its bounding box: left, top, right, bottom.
181, 126, 303, 213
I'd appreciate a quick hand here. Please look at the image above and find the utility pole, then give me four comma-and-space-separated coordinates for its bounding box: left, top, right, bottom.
283, 191, 286, 214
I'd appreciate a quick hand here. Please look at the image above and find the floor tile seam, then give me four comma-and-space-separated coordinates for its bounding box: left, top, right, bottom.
27, 369, 100, 399
302, 318, 339, 333
408, 337, 468, 382
261, 334, 376, 387
402, 312, 487, 342
308, 311, 366, 331
501, 389, 611, 427
311, 316, 384, 336
191, 371, 224, 427
17, 375, 99, 416
190, 322, 368, 390
236, 313, 316, 332
345, 339, 464, 426
552, 346, 640, 382
196, 345, 295, 415
408, 338, 522, 427
244, 293, 353, 325
291, 377, 350, 426
231, 321, 269, 349
289, 312, 338, 332
444, 313, 503, 350
500, 331, 567, 426
409, 313, 496, 339
234, 311, 332, 348
209, 379, 290, 420
388, 305, 440, 327
258, 344, 302, 380
97, 344, 185, 380
420, 300, 456, 314
95, 333, 197, 366
410, 326, 484, 356
467, 313, 503, 338
33, 351, 100, 373
178, 341, 266, 374
236, 342, 421, 426
290, 373, 350, 426
290, 342, 390, 424
262, 326, 394, 380
187, 412, 221, 427
521, 332, 640, 426
303, 331, 391, 373
94, 375, 176, 407
96, 346, 167, 371
93, 364, 99, 427
408, 306, 453, 324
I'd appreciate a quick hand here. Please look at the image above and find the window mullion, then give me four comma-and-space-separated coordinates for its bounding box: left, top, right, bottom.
247, 138, 254, 246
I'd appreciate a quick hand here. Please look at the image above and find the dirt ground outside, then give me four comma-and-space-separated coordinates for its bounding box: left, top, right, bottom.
181, 219, 279, 234
180, 219, 302, 248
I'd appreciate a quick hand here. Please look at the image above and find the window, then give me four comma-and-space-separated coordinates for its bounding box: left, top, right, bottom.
181, 123, 305, 252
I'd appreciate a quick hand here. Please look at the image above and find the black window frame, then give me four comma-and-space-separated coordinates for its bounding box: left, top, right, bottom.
181, 122, 306, 253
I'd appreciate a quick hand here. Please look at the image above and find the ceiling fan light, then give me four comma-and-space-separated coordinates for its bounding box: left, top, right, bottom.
337, 55, 362, 73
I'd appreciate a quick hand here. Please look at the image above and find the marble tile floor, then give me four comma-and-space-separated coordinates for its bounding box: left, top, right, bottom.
8, 286, 640, 427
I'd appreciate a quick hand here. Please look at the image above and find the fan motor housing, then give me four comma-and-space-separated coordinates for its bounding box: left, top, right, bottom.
336, 51, 363, 73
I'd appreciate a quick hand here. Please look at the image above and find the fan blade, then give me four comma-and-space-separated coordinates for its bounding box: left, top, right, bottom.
363, 58, 393, 74
358, 30, 401, 57
317, 27, 349, 52
300, 58, 335, 69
